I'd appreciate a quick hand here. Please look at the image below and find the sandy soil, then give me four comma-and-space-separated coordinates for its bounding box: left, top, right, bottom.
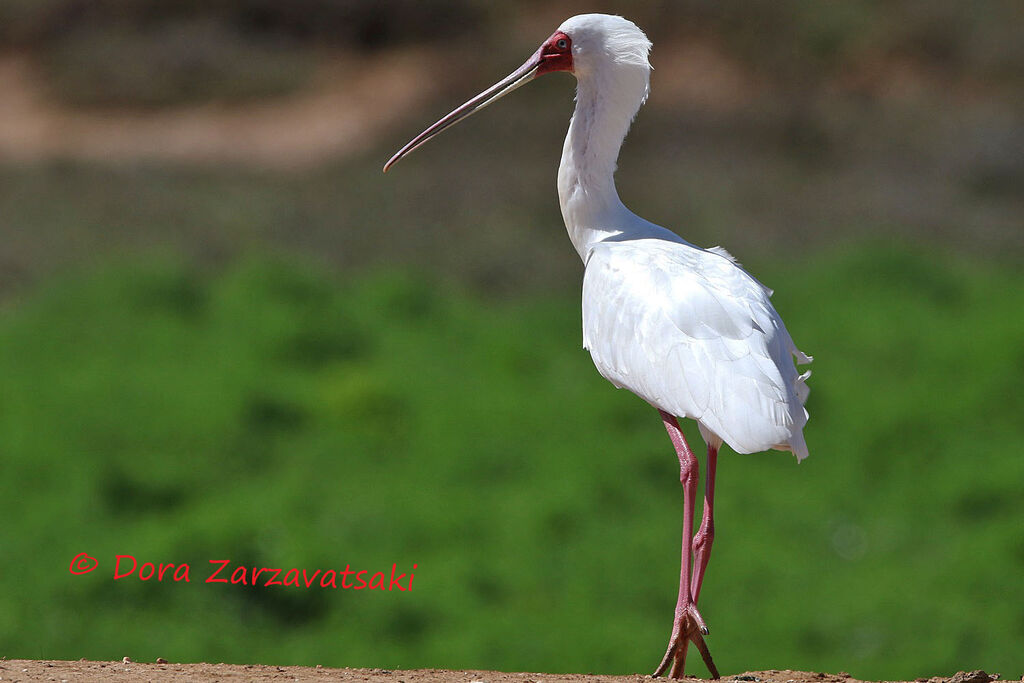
0, 48, 438, 169
0, 39, 775, 169
0, 661, 1002, 683
0, 25, 978, 171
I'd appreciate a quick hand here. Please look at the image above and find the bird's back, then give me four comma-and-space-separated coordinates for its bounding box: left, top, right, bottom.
582, 238, 812, 460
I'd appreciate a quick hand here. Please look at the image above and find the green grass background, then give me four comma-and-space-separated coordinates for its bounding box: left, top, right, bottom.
0, 1, 1022, 676
1, 244, 1021, 678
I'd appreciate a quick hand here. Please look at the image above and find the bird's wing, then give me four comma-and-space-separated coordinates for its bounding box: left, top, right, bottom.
582, 239, 812, 459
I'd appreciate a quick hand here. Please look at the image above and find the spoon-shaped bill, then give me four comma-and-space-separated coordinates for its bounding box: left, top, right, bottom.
383, 49, 543, 172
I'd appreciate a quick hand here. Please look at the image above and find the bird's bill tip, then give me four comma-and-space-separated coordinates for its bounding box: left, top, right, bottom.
382, 49, 543, 173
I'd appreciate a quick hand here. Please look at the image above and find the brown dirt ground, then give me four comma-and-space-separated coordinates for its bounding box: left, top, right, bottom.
0, 661, 1000, 683
0, 23, 979, 171
0, 38, 751, 169
0, 47, 439, 169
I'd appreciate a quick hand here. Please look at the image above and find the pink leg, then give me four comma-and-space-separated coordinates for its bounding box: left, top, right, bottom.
653, 412, 719, 679
691, 443, 718, 603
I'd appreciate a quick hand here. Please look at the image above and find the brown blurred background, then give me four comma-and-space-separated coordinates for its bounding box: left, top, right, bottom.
1, 0, 1021, 296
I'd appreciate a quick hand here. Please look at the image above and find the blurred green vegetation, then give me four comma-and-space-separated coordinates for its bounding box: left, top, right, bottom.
0, 248, 1021, 677
0, 0, 1021, 677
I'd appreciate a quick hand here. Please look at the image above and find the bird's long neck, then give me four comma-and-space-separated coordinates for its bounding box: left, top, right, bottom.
557, 66, 651, 262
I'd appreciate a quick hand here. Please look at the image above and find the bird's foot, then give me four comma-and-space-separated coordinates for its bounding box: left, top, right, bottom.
653, 604, 720, 679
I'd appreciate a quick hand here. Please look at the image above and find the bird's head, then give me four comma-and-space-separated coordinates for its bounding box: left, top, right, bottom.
383, 14, 651, 172
554, 14, 652, 79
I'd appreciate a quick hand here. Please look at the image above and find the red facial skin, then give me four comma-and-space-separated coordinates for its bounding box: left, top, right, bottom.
537, 31, 573, 75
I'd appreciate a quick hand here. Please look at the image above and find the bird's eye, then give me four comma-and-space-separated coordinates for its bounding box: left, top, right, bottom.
556, 38, 568, 50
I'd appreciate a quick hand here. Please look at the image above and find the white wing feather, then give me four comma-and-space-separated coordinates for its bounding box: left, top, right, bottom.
582, 239, 812, 460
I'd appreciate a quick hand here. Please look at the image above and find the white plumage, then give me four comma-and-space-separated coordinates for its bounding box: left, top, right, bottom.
583, 239, 811, 460
385, 13, 813, 679
554, 14, 812, 462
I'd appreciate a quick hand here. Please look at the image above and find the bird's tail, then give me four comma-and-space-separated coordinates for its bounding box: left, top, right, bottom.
786, 429, 810, 463
787, 344, 812, 461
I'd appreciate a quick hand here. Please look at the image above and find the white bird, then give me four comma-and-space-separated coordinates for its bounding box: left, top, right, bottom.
385, 14, 812, 679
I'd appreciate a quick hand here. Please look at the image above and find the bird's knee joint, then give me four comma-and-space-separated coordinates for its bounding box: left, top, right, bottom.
678, 457, 699, 486
694, 526, 714, 550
